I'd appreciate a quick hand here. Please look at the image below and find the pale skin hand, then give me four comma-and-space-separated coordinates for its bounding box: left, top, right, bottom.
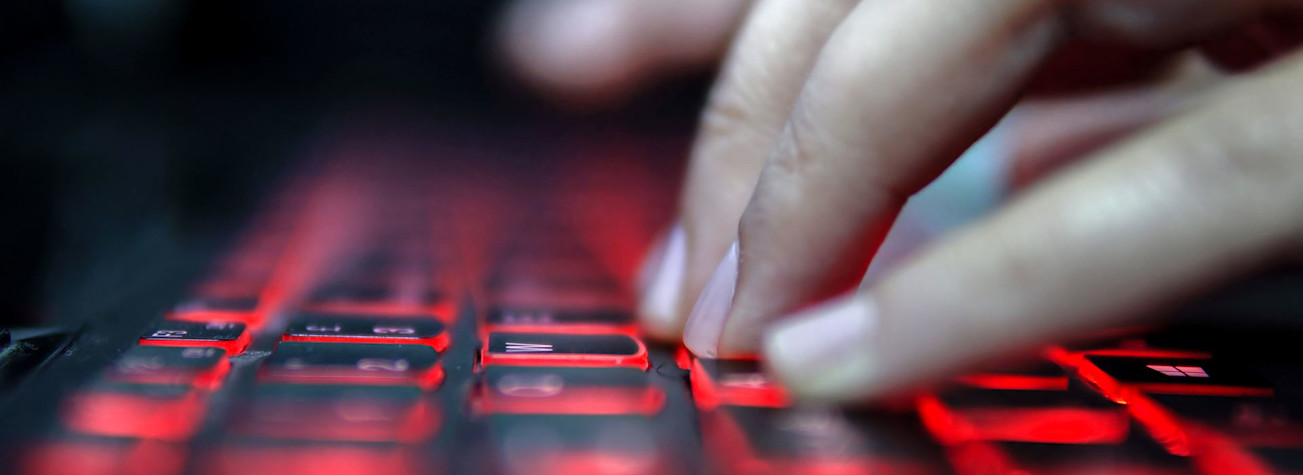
499, 0, 1303, 402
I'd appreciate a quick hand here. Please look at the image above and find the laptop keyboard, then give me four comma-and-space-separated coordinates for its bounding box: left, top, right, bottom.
13, 148, 1303, 475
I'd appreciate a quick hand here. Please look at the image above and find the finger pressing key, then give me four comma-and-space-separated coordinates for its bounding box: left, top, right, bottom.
765, 55, 1303, 401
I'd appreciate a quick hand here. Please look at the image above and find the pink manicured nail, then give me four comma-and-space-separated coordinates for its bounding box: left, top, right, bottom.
637, 224, 686, 338
683, 241, 739, 357
764, 296, 879, 397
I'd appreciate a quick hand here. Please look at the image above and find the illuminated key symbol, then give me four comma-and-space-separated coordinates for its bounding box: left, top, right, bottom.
181, 348, 218, 358
720, 373, 772, 389
502, 311, 554, 325
151, 329, 188, 338
504, 342, 554, 353
1146, 364, 1210, 378
373, 325, 416, 335
305, 324, 342, 332
496, 373, 565, 397
357, 358, 410, 372
116, 357, 163, 373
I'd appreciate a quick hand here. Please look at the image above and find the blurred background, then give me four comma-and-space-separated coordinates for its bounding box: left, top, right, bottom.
0, 0, 711, 328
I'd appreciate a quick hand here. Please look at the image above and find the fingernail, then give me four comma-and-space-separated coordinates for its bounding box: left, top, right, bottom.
764, 296, 880, 400
683, 241, 739, 357
637, 224, 686, 338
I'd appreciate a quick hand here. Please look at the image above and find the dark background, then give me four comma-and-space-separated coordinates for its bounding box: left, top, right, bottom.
0, 1, 707, 328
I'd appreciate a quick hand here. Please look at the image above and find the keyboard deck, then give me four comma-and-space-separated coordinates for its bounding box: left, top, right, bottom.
8, 131, 1303, 475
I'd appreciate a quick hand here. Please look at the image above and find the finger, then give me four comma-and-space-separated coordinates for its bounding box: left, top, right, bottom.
764, 54, 1303, 401
496, 0, 747, 108
638, 0, 860, 340
687, 0, 1299, 357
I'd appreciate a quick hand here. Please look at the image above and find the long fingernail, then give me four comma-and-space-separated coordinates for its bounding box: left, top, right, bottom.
683, 241, 739, 357
637, 224, 686, 338
764, 296, 880, 400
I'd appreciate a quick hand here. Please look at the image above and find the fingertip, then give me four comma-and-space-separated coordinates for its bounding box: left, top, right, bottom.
682, 241, 739, 358
497, 0, 641, 105
763, 295, 881, 402
637, 223, 687, 341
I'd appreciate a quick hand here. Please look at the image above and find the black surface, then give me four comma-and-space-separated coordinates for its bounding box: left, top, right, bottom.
141, 320, 246, 343
486, 332, 641, 356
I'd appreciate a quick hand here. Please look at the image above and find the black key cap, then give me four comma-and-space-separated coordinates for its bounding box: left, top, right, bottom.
690, 358, 790, 410
139, 320, 249, 354
104, 346, 230, 390
262, 342, 443, 389
988, 435, 1192, 474
283, 313, 448, 351
487, 414, 673, 475
702, 406, 947, 474
953, 358, 1069, 391
1149, 394, 1303, 449
61, 382, 206, 440
1085, 355, 1273, 396
472, 366, 662, 415
481, 332, 647, 369
922, 387, 1128, 445
228, 384, 438, 443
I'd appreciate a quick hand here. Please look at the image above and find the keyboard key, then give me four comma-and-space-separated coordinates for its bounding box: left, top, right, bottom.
471, 366, 663, 416
481, 332, 648, 369
262, 342, 443, 389
228, 384, 439, 443
974, 436, 1193, 475
1150, 394, 1303, 449
919, 388, 1130, 445
60, 383, 207, 440
953, 358, 1070, 391
690, 358, 790, 410
20, 439, 187, 475
700, 405, 947, 474
1084, 355, 1273, 397
139, 321, 250, 354
303, 283, 453, 319
482, 307, 635, 334
282, 313, 449, 352
104, 346, 230, 390
487, 414, 676, 475
200, 445, 428, 475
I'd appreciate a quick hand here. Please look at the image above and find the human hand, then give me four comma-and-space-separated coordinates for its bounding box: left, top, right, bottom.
499, 0, 1303, 402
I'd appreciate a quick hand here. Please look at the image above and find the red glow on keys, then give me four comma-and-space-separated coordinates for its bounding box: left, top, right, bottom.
280, 333, 450, 354
261, 364, 446, 390
201, 446, 425, 475
920, 401, 1131, 445
106, 356, 231, 391
1049, 348, 1193, 456
674, 346, 692, 370
953, 373, 1069, 391
21, 440, 187, 475
61, 391, 206, 441
498, 450, 673, 475
471, 384, 664, 416
1187, 425, 1276, 475
232, 397, 440, 443
167, 310, 266, 330
689, 359, 790, 410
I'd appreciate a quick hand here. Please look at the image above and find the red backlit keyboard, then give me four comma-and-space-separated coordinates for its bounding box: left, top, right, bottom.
13, 147, 1303, 475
